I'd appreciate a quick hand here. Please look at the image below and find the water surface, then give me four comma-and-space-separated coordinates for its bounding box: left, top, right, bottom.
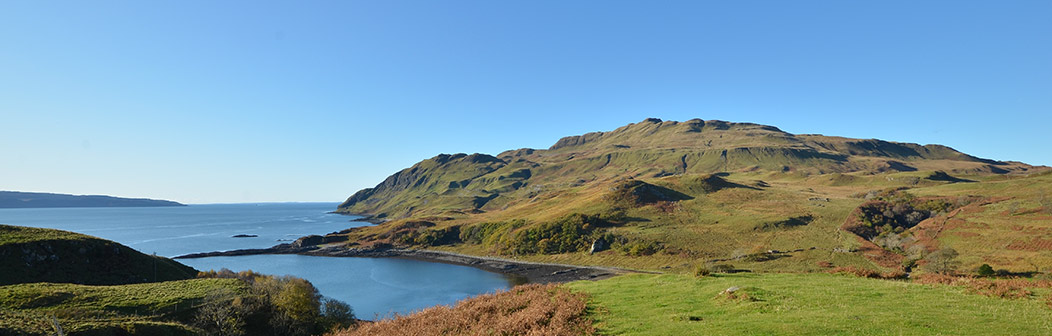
0, 203, 513, 318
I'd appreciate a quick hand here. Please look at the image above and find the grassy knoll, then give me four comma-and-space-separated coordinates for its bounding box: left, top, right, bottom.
0, 225, 197, 285
0, 278, 245, 335
566, 273, 1052, 335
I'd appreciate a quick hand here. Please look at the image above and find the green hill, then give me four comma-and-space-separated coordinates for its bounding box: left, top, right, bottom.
337, 118, 1035, 220
327, 118, 1050, 276
0, 225, 196, 285
0, 226, 354, 336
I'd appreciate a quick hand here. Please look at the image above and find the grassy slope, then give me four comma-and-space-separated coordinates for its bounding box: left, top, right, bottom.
327, 118, 1048, 275
0, 278, 246, 336
0, 225, 239, 335
0, 225, 197, 285
567, 273, 1052, 335
908, 171, 1052, 271
333, 168, 1052, 276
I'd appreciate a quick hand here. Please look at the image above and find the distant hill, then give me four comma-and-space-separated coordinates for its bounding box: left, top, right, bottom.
0, 224, 196, 285
0, 191, 184, 208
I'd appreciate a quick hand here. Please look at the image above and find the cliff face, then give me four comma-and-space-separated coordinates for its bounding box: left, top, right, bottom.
0, 225, 196, 285
337, 118, 1039, 219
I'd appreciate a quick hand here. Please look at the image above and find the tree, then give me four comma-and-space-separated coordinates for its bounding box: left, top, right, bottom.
922, 248, 960, 274
194, 290, 246, 336
320, 298, 357, 330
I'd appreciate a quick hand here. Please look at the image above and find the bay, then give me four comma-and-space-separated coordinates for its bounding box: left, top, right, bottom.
0, 203, 513, 318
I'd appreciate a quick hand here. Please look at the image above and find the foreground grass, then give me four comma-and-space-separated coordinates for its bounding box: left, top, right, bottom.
0, 278, 246, 335
567, 273, 1052, 335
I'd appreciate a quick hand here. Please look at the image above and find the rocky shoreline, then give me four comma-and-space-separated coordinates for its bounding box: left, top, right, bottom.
175, 245, 634, 284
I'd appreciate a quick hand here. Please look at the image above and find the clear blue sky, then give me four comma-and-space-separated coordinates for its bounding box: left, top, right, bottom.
2, 1, 1050, 204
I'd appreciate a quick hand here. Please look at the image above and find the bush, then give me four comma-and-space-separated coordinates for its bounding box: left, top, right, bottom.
320, 298, 357, 330
622, 241, 663, 256
711, 264, 736, 273
977, 264, 996, 277
694, 266, 711, 277
196, 269, 354, 336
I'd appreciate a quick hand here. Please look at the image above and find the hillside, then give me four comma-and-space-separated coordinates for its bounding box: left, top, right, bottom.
325, 118, 1050, 276
337, 118, 1035, 220
0, 225, 196, 285
0, 191, 184, 208
0, 226, 355, 336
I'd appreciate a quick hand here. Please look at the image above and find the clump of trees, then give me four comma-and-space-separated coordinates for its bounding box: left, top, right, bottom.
846, 190, 974, 256
194, 269, 356, 336
395, 212, 663, 257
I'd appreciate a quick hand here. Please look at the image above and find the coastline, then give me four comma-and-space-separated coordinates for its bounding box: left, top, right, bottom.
176, 245, 638, 283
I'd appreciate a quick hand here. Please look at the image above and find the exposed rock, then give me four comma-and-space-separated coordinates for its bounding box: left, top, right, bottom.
589, 238, 607, 254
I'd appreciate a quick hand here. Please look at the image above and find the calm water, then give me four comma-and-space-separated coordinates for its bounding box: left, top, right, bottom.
0, 203, 512, 318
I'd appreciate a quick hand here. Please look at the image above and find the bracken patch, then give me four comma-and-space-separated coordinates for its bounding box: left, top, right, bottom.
329, 284, 594, 336
914, 274, 1052, 299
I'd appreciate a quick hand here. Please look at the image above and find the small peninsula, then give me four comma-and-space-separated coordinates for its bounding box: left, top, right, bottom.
0, 191, 184, 208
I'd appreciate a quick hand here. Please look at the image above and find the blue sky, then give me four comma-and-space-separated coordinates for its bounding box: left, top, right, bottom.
2, 1, 1050, 203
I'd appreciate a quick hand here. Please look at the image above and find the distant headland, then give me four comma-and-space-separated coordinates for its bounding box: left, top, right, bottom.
0, 191, 185, 208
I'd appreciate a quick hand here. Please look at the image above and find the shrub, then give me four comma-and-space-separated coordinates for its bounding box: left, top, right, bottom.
711, 264, 736, 273
622, 241, 663, 256
320, 299, 357, 331
196, 269, 354, 336
977, 264, 996, 277
694, 265, 711, 277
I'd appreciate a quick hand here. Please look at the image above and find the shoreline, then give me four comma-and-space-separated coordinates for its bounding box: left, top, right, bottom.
176, 245, 637, 283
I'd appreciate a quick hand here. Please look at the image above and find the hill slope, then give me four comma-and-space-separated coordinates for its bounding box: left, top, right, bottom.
0, 191, 184, 208
0, 225, 196, 285
326, 118, 1049, 275
337, 118, 1035, 219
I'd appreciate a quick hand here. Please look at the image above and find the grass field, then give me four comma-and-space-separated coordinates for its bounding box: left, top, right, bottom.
566, 273, 1052, 335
